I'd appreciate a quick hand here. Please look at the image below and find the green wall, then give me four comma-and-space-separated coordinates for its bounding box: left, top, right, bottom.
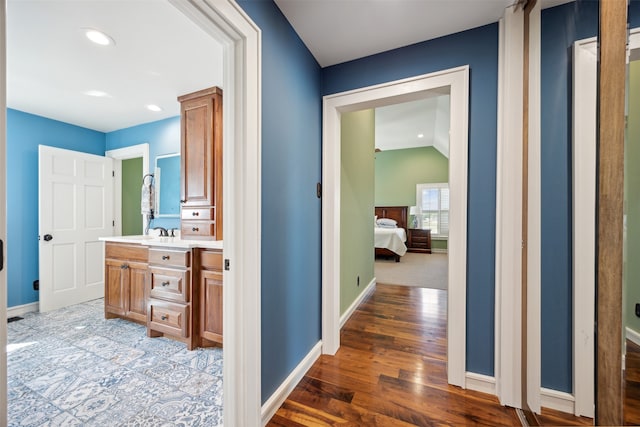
122, 157, 143, 236
375, 146, 449, 250
625, 60, 640, 334
341, 109, 375, 314
375, 146, 448, 206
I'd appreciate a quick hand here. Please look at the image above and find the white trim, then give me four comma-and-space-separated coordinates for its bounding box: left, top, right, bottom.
339, 279, 376, 329
7, 302, 38, 318
541, 388, 575, 415
527, 0, 542, 414
168, 2, 262, 426
465, 372, 496, 396
322, 66, 469, 388
431, 248, 448, 254
0, 1, 7, 421
495, 6, 524, 409
626, 327, 640, 347
261, 341, 322, 426
572, 35, 597, 419
105, 143, 150, 235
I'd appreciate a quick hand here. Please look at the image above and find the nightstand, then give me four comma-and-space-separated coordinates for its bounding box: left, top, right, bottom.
407, 229, 432, 253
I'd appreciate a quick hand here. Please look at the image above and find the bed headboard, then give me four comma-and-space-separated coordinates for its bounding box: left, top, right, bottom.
374, 206, 408, 230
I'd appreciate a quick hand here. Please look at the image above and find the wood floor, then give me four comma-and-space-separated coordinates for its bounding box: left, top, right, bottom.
267, 284, 592, 426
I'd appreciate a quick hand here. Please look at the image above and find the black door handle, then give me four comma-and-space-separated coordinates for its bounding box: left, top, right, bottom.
0, 239, 3, 272
43, 234, 53, 242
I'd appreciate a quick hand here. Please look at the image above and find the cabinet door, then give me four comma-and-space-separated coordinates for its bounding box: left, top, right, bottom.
105, 259, 126, 316
126, 262, 148, 323
181, 96, 215, 207
200, 269, 223, 344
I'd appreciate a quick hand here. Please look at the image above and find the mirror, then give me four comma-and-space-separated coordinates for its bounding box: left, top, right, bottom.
155, 153, 181, 217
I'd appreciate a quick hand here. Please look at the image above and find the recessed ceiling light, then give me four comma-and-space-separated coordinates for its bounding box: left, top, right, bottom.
83, 90, 111, 98
418, 133, 424, 138
83, 28, 115, 46
146, 104, 163, 112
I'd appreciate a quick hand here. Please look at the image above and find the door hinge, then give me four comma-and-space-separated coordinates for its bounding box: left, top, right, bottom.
112, 220, 115, 227
112, 170, 115, 177
224, 259, 230, 271
316, 182, 322, 198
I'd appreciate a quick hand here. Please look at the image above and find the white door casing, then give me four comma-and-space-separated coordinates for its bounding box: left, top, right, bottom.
322, 66, 469, 387
38, 145, 114, 312
0, 0, 7, 422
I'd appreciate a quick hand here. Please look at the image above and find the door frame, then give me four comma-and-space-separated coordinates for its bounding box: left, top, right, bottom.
322, 66, 469, 387
106, 143, 150, 235
0, 0, 7, 422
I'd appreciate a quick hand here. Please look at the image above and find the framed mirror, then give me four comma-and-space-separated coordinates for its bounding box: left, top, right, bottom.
155, 153, 180, 217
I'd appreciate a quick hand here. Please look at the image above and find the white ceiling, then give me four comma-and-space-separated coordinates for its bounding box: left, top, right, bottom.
7, 1, 223, 133
7, 0, 573, 134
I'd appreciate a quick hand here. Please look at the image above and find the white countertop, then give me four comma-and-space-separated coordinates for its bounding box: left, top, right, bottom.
99, 235, 223, 250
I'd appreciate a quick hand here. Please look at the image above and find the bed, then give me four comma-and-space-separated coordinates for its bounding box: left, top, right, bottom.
374, 206, 408, 262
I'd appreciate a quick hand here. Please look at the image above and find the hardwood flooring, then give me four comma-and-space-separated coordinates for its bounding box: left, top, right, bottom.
267, 284, 595, 426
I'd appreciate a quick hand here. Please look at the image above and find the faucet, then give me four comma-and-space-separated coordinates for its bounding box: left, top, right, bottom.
153, 227, 169, 237
169, 228, 178, 238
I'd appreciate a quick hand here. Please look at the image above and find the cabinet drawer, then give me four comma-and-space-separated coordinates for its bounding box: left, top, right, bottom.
106, 242, 148, 262
181, 221, 215, 237
148, 300, 189, 338
200, 250, 222, 270
181, 207, 214, 220
149, 267, 190, 302
148, 248, 190, 268
412, 236, 429, 244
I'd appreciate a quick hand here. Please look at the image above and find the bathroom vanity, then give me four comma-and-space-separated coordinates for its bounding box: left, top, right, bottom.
101, 236, 223, 350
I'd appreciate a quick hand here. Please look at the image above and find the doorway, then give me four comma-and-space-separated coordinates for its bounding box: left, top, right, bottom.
322, 66, 469, 388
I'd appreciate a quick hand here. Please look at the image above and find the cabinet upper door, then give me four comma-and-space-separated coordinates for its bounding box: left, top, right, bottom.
181, 95, 216, 207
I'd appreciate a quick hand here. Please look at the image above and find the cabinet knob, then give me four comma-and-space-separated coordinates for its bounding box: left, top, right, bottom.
120, 264, 128, 269
192, 211, 199, 216
162, 255, 170, 260
161, 315, 168, 321
192, 227, 199, 232
161, 281, 170, 287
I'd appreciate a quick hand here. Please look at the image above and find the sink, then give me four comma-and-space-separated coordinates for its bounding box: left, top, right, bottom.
118, 235, 156, 240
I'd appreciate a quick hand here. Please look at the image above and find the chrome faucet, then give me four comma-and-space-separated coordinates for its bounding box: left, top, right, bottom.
153, 227, 169, 237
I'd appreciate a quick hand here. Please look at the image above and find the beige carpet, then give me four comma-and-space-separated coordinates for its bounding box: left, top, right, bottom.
375, 252, 448, 290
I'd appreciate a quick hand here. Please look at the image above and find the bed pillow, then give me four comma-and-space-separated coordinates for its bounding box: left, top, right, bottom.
374, 215, 378, 227
376, 218, 397, 227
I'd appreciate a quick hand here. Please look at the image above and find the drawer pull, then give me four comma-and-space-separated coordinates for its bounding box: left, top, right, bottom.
192, 211, 199, 216
161, 281, 170, 287
162, 255, 170, 260
161, 315, 168, 321
120, 264, 128, 270
192, 227, 199, 232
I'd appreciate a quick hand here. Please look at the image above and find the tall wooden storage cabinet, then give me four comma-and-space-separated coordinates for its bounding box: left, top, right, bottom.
178, 87, 223, 240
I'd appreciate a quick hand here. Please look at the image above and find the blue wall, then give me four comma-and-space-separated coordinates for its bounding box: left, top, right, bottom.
237, 0, 323, 403
323, 24, 499, 376
105, 116, 181, 230
6, 109, 106, 307
540, 0, 597, 393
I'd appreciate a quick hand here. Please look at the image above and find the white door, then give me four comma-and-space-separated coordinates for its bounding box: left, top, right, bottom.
39, 145, 114, 312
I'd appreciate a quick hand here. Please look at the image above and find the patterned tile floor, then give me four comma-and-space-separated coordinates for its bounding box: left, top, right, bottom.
7, 298, 223, 426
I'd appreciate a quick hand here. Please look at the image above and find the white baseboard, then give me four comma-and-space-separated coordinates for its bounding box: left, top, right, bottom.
541, 387, 575, 414
339, 278, 376, 329
431, 248, 448, 254
627, 326, 640, 346
465, 372, 496, 395
7, 302, 38, 318
261, 341, 322, 426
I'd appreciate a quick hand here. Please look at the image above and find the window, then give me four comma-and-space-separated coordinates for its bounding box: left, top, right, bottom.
416, 183, 449, 236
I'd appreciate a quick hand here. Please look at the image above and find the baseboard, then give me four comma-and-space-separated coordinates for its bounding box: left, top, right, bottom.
540, 387, 575, 414
261, 341, 322, 426
465, 372, 496, 395
7, 302, 38, 318
431, 248, 448, 254
339, 278, 376, 329
626, 326, 640, 347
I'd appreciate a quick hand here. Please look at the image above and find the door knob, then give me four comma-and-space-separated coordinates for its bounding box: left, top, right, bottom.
43, 234, 53, 241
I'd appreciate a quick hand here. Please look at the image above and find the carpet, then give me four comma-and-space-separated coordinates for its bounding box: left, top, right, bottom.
375, 252, 448, 290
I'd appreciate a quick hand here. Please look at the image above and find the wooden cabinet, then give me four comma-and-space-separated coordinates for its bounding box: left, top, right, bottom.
104, 243, 148, 323
178, 87, 223, 240
197, 249, 223, 346
407, 228, 432, 253
146, 247, 197, 349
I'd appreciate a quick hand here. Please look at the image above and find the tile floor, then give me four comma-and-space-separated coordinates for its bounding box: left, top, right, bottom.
7, 298, 223, 426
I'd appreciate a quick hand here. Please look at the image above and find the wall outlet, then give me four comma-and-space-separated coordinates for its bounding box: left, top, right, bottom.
357, 276, 360, 287
636, 303, 640, 318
